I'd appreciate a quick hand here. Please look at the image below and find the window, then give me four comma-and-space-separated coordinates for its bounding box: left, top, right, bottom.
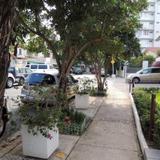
27, 73, 46, 85
39, 65, 47, 69
31, 65, 38, 69
25, 68, 32, 74
26, 65, 29, 68
151, 68, 160, 73
142, 68, 151, 74
144, 30, 149, 35
43, 75, 56, 85
19, 48, 22, 55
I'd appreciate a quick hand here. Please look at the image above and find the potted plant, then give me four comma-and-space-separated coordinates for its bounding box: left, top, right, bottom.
19, 86, 61, 159
75, 77, 93, 109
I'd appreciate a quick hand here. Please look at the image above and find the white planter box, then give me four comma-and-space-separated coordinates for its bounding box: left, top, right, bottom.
21, 125, 59, 159
75, 94, 89, 109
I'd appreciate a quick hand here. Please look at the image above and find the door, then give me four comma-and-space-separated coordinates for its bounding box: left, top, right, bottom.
150, 68, 160, 83
139, 68, 152, 82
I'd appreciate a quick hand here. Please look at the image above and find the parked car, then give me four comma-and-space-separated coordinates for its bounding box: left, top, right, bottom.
25, 64, 54, 72
72, 67, 83, 74
8, 67, 29, 86
18, 67, 33, 77
6, 73, 15, 88
20, 71, 78, 104
127, 67, 160, 83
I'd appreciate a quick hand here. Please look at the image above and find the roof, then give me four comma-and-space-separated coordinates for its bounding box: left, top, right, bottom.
145, 47, 160, 53
151, 61, 160, 67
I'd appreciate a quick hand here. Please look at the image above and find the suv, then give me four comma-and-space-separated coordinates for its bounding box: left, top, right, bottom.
20, 71, 78, 104
25, 64, 53, 71
127, 67, 160, 83
8, 67, 31, 86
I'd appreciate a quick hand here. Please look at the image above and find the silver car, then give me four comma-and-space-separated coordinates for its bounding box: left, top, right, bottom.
127, 67, 160, 83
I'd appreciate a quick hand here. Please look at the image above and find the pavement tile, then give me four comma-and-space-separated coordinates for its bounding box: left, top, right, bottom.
94, 103, 133, 123
67, 143, 142, 160
79, 120, 139, 152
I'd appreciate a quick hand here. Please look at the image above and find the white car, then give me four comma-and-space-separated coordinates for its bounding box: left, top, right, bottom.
127, 67, 160, 83
6, 73, 15, 88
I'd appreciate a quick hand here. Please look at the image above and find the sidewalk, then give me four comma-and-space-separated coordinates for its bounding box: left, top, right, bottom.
66, 78, 142, 160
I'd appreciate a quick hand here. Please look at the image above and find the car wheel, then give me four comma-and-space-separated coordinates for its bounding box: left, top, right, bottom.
19, 77, 25, 86
6, 78, 14, 88
132, 77, 140, 84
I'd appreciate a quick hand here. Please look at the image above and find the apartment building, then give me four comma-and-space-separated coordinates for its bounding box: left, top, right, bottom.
136, 0, 160, 52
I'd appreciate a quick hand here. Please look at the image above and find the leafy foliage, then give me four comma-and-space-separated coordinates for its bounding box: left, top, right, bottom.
18, 0, 147, 91
129, 55, 155, 67
133, 88, 160, 147
58, 108, 86, 135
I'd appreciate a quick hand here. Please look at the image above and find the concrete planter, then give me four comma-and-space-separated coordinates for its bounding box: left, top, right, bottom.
21, 125, 59, 159
130, 93, 160, 160
75, 94, 89, 109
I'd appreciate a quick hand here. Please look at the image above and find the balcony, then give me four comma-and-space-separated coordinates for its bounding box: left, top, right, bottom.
138, 32, 154, 40
148, 0, 155, 3
140, 15, 154, 21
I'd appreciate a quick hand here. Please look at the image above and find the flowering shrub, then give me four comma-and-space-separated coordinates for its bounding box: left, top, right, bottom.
77, 77, 97, 94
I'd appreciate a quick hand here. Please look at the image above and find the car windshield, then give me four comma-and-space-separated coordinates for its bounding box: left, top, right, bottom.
26, 73, 46, 85
136, 69, 143, 74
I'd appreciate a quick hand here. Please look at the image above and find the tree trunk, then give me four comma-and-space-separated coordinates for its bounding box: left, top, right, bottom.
59, 46, 77, 91
14, 43, 19, 57
0, 0, 17, 106
94, 62, 104, 92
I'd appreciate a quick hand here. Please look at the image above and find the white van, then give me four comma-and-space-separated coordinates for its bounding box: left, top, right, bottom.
25, 64, 54, 72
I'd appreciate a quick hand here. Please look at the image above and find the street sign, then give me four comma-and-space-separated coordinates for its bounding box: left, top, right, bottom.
111, 60, 115, 64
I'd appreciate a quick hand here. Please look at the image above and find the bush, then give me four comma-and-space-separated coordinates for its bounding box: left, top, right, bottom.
89, 88, 107, 97
57, 109, 87, 135
133, 89, 160, 147
129, 55, 155, 67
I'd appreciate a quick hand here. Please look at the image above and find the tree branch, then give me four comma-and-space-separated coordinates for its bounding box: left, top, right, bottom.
20, 17, 61, 68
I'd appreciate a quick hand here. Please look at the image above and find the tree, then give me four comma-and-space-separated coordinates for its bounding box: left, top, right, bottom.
19, 0, 147, 93
0, 0, 17, 106
85, 37, 125, 92
24, 34, 50, 56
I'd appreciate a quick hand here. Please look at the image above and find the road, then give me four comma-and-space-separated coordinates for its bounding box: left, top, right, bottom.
2, 86, 22, 139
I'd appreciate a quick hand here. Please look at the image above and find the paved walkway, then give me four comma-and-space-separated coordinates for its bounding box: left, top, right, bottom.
67, 78, 142, 160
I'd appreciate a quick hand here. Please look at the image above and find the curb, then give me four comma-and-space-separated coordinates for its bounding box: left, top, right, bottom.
129, 93, 148, 154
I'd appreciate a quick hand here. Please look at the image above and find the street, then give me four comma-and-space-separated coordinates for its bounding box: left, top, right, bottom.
2, 86, 22, 139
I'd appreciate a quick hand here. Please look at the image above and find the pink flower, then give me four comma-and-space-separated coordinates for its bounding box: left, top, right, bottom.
47, 133, 53, 140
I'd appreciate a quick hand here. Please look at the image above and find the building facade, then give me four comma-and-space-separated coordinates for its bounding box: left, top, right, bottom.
136, 0, 160, 52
